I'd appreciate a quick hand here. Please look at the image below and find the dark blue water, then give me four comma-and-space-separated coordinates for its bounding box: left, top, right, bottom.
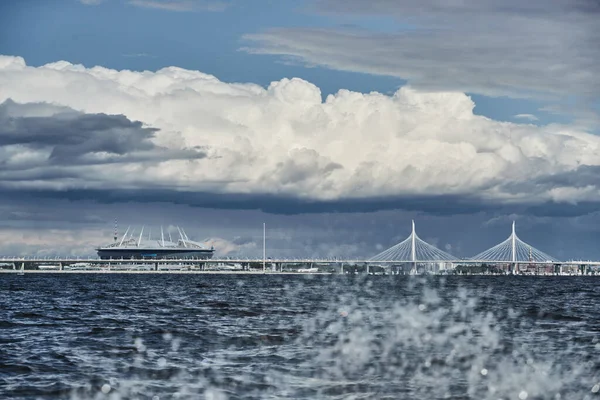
1, 274, 599, 399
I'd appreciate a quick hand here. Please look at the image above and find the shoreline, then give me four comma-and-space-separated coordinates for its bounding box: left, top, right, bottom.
0, 269, 332, 275
0, 270, 597, 276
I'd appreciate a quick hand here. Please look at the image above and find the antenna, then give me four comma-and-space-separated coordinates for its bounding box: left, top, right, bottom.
114, 219, 118, 242
161, 226, 165, 247
138, 226, 144, 247
263, 223, 266, 273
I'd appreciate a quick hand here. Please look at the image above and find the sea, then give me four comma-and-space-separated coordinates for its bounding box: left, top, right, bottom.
1, 274, 598, 400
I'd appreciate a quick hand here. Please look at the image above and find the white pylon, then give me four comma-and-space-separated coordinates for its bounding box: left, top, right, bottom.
369, 220, 457, 263
411, 220, 416, 261
470, 221, 559, 263
511, 221, 516, 273
411, 220, 417, 274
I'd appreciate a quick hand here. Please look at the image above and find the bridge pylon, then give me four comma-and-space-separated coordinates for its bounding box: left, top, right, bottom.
470, 221, 560, 271
369, 220, 457, 273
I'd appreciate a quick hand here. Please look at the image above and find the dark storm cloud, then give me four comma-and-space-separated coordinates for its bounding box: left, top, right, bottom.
0, 99, 205, 166
0, 99, 154, 154
1, 188, 483, 215
533, 165, 600, 188
2, 192, 600, 260
0, 99, 206, 186
495, 165, 600, 217
0, 185, 595, 219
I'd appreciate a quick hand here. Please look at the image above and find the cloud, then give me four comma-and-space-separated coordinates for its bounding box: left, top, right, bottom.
242, 0, 600, 105
3, 191, 600, 259
205, 237, 257, 256
1, 55, 600, 216
4, 195, 600, 259
514, 114, 538, 121
0, 98, 206, 190
0, 100, 156, 156
128, 0, 228, 12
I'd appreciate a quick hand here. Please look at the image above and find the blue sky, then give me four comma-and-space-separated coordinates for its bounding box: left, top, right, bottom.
0, 1, 399, 92
0, 0, 572, 125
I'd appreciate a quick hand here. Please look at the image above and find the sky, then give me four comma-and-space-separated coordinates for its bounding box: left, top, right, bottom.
0, 0, 599, 260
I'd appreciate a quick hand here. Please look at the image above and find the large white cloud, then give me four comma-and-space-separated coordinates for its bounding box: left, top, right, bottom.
1, 55, 599, 205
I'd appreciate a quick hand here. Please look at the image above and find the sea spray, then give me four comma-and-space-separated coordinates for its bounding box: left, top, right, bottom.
1, 274, 597, 399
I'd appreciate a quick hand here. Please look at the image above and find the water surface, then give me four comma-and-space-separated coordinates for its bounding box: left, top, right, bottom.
1, 274, 599, 399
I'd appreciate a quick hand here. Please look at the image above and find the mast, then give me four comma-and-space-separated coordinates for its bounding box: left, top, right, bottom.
114, 219, 118, 242
119, 226, 131, 246
161, 226, 165, 247
138, 226, 144, 247
263, 223, 266, 273
177, 226, 187, 248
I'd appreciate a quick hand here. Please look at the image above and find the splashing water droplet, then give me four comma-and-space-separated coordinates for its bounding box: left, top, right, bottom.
205, 387, 227, 400
481, 368, 488, 376
519, 390, 528, 399
592, 384, 599, 393
101, 384, 111, 394
134, 338, 146, 352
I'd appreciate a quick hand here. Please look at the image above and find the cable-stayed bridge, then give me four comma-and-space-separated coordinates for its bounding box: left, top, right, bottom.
368, 220, 456, 274
2, 221, 600, 273
469, 221, 559, 264
363, 220, 590, 274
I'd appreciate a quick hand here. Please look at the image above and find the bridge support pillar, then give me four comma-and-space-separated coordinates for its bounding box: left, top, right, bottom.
340, 263, 344, 274
12, 262, 16, 270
